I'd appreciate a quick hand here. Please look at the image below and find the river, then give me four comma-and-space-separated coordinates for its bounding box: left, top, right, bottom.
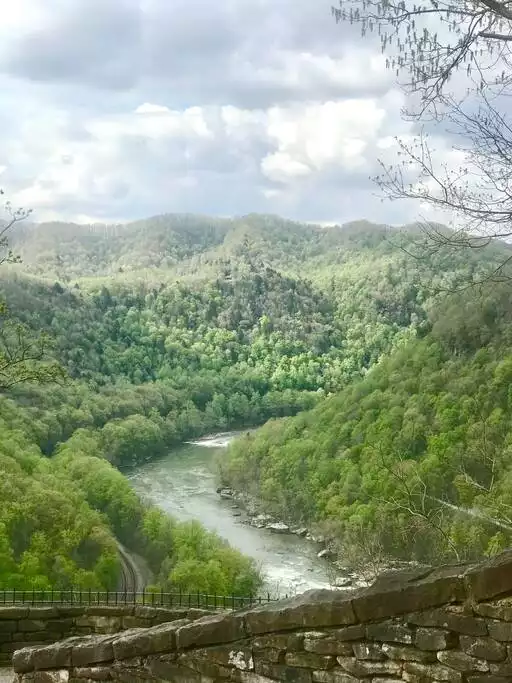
126, 432, 332, 596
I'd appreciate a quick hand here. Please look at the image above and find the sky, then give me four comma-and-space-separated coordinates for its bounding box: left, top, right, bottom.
0, 0, 462, 226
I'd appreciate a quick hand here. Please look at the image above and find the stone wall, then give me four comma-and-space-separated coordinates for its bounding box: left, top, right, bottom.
0, 605, 213, 666
12, 549, 512, 683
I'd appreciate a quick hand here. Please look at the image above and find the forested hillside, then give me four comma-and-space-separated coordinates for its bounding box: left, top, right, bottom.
222, 283, 512, 571
2, 213, 510, 590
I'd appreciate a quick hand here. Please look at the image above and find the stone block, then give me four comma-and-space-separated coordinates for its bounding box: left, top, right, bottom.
145, 656, 203, 683
17, 622, 47, 633
108, 670, 153, 683
120, 617, 151, 630
177, 652, 234, 678
71, 635, 118, 667
133, 606, 187, 621
415, 627, 458, 650
13, 645, 40, 674
352, 564, 467, 623
0, 608, 29, 620
331, 626, 365, 642
87, 618, 121, 635
460, 636, 506, 661
488, 621, 512, 641
335, 656, 401, 677
464, 550, 512, 601
85, 608, 133, 618
245, 591, 356, 635
255, 660, 312, 683
489, 660, 512, 675
56, 608, 86, 618
437, 650, 489, 672
114, 620, 188, 659
408, 608, 488, 636
17, 633, 59, 644
71, 666, 112, 680
0, 621, 17, 633
144, 657, 202, 683
466, 677, 511, 683
474, 599, 512, 621
239, 673, 279, 683
254, 647, 282, 663
253, 634, 303, 651
284, 652, 335, 669
352, 642, 384, 660
303, 635, 353, 656
45, 620, 75, 633
366, 620, 414, 644
27, 609, 59, 619
186, 609, 215, 620
380, 643, 437, 662
176, 613, 246, 649
403, 661, 463, 682
193, 643, 253, 670
312, 671, 362, 683
74, 618, 91, 629
31, 672, 69, 683
30, 641, 74, 671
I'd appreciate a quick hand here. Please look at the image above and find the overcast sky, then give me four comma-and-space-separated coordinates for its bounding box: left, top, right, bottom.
0, 0, 459, 225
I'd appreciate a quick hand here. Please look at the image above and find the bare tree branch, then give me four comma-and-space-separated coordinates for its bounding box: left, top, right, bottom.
332, 0, 512, 282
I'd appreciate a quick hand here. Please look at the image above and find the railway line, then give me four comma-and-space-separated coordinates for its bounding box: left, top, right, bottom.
117, 542, 146, 593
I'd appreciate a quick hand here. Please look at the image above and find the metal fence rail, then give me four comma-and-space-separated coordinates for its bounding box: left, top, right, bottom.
0, 589, 281, 610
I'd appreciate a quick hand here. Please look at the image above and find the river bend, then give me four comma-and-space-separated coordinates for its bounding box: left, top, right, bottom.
126, 432, 331, 596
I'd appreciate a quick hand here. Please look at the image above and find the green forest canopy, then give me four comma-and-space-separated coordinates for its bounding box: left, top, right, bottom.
2, 212, 512, 588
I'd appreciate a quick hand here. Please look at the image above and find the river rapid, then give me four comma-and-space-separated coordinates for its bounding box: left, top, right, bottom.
126, 432, 332, 596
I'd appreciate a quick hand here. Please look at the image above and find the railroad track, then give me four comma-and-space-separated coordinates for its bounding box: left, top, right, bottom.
117, 542, 143, 593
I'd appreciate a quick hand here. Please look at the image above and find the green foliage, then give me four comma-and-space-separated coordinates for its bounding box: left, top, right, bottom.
2, 213, 512, 589
0, 410, 120, 590
222, 281, 512, 566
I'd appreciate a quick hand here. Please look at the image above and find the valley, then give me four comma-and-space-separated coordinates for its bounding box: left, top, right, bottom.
1, 212, 512, 597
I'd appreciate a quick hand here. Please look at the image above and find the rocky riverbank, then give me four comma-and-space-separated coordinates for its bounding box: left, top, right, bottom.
216, 486, 369, 590
216, 486, 427, 592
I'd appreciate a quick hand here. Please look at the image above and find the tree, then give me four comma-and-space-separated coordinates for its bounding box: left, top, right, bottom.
0, 189, 30, 266
0, 192, 64, 390
332, 0, 512, 281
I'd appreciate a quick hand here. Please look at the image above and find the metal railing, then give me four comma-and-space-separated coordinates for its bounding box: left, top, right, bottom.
0, 589, 282, 611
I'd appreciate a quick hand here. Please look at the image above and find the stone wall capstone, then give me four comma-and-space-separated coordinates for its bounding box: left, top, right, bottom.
0, 605, 213, 666
12, 549, 512, 683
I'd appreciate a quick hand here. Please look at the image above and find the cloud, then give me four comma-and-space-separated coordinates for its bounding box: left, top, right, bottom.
0, 0, 462, 226
0, 0, 390, 108
0, 0, 141, 90
135, 103, 171, 115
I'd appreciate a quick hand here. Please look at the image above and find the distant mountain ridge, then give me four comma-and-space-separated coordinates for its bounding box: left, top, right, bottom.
8, 213, 399, 280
